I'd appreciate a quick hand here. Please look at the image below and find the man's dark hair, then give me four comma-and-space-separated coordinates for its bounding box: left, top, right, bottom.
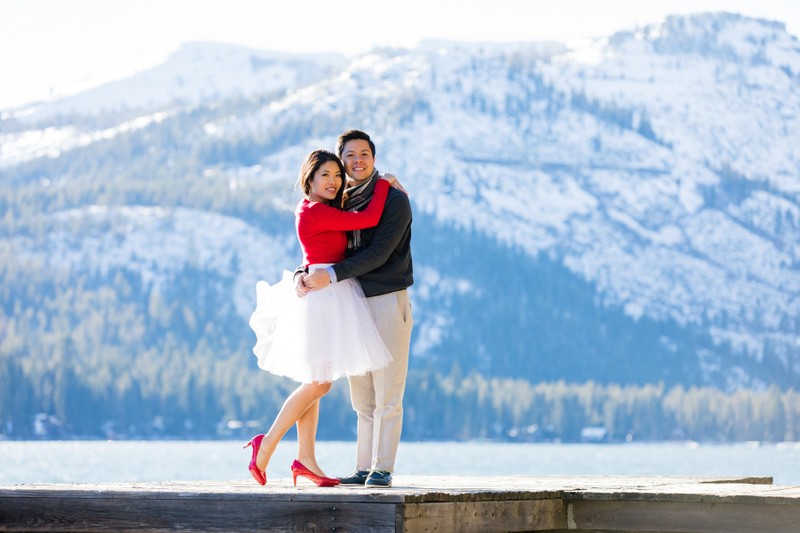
336, 130, 376, 159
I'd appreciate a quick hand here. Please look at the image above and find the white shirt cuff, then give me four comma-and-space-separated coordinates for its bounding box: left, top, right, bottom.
326, 266, 338, 283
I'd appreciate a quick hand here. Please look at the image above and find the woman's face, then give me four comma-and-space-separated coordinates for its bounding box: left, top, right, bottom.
307, 161, 343, 203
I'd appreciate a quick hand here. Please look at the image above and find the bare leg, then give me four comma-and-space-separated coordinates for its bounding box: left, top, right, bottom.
257, 382, 331, 473
295, 399, 328, 476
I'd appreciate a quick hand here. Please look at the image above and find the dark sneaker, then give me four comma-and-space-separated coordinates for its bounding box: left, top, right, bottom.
365, 470, 392, 487
338, 470, 369, 485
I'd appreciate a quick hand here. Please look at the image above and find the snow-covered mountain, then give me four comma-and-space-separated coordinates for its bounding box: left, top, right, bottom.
2, 12, 799, 389
6, 42, 347, 118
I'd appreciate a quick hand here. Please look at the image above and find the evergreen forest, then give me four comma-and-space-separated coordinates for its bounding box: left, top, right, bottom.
2, 49, 799, 443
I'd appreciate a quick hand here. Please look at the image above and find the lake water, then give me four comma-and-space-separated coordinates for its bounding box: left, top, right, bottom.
1, 440, 799, 486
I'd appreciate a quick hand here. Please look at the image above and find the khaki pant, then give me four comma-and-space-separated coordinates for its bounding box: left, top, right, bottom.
348, 289, 413, 472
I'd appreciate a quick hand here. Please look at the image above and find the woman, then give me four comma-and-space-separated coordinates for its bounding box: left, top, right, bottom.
245, 149, 400, 487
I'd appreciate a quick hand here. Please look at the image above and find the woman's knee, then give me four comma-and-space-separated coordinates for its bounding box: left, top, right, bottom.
307, 381, 332, 396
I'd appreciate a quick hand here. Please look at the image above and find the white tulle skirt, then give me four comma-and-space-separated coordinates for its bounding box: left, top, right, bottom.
248, 265, 393, 383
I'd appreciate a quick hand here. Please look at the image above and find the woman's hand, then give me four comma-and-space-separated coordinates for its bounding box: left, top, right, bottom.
380, 172, 407, 194
294, 273, 310, 297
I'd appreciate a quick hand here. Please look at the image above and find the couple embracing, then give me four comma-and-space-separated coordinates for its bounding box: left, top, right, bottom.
245, 130, 414, 488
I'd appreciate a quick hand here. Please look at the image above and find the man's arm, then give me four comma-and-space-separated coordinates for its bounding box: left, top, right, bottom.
304, 190, 411, 288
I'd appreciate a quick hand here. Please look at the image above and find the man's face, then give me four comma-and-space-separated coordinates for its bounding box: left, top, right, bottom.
341, 139, 375, 183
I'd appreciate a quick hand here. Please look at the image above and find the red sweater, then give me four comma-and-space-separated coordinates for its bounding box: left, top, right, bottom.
295, 179, 390, 266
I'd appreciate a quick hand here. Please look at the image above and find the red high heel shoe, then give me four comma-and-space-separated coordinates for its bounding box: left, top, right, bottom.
243, 434, 266, 485
291, 460, 339, 487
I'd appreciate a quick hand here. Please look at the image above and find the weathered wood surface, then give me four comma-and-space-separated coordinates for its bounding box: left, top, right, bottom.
1, 476, 798, 532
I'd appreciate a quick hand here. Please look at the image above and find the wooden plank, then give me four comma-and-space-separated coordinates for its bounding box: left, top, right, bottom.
569, 499, 800, 533
1, 477, 798, 532
0, 493, 397, 532
0, 480, 408, 503
401, 498, 566, 533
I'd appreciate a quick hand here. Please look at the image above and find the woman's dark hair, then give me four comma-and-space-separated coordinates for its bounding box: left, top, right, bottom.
336, 129, 376, 159
298, 149, 346, 208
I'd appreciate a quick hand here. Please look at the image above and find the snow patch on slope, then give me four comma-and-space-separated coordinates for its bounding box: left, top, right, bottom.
9, 206, 298, 317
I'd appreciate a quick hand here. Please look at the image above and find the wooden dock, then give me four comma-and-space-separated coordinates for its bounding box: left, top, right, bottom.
1, 475, 799, 532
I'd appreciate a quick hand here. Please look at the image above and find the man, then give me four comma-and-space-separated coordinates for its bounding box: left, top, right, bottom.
297, 129, 413, 487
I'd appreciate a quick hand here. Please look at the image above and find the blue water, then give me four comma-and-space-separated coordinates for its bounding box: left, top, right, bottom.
1, 440, 799, 486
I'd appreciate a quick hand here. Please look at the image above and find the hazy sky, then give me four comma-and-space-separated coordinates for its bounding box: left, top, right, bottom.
1, 0, 799, 109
